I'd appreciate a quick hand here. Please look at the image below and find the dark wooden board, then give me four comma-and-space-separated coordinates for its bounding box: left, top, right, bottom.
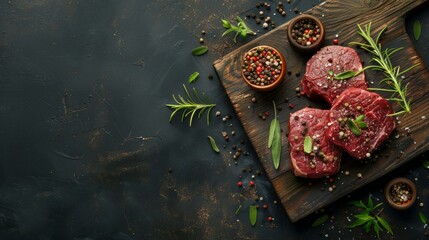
214, 0, 429, 222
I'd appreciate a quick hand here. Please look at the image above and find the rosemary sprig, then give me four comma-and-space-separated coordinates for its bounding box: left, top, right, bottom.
166, 84, 216, 127
221, 16, 256, 43
349, 22, 417, 116
349, 196, 393, 239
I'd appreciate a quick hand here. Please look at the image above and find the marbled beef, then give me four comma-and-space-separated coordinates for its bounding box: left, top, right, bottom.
302, 46, 367, 105
327, 88, 396, 159
288, 108, 342, 178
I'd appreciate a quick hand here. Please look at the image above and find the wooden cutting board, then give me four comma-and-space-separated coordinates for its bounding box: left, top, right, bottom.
214, 0, 429, 222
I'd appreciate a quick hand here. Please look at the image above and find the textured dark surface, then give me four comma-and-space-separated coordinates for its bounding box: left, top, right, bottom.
0, 0, 428, 239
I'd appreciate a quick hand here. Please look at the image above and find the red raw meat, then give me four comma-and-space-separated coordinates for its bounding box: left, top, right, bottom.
288, 107, 342, 178
327, 88, 396, 159
302, 46, 367, 105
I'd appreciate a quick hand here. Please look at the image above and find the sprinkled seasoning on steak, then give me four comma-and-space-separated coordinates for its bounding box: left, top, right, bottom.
302, 46, 367, 105
288, 108, 342, 178
327, 88, 396, 160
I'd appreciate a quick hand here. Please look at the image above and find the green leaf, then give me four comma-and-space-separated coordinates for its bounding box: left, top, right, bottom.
349, 218, 368, 228
423, 160, 429, 169
221, 19, 231, 29
328, 69, 334, 76
207, 136, 220, 153
347, 119, 362, 136
419, 212, 427, 224
191, 46, 208, 56
365, 220, 372, 233
367, 196, 374, 209
188, 72, 200, 84
357, 121, 368, 129
268, 119, 277, 148
377, 216, 393, 235
373, 220, 381, 239
414, 20, 421, 41
356, 114, 365, 122
355, 213, 374, 221
312, 215, 329, 227
235, 205, 242, 216
249, 205, 258, 226
304, 136, 312, 154
334, 70, 358, 80
350, 200, 366, 209
271, 124, 281, 169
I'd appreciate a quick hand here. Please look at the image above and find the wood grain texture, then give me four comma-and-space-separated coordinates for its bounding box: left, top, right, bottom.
214, 0, 429, 222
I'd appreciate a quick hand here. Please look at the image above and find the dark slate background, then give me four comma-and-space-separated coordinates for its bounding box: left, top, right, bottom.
0, 0, 428, 239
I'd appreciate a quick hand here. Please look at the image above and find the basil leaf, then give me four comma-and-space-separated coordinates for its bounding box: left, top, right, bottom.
423, 160, 429, 169
419, 212, 427, 224
249, 205, 258, 226
312, 215, 329, 227
207, 136, 220, 153
271, 124, 281, 169
347, 119, 362, 136
334, 70, 357, 80
191, 46, 208, 56
414, 20, 421, 41
304, 136, 312, 154
188, 72, 200, 84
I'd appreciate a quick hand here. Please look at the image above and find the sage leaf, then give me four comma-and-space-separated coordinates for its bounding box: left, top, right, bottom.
271, 125, 281, 169
207, 136, 220, 153
188, 72, 200, 84
268, 119, 278, 148
347, 119, 362, 136
269, 101, 281, 169
334, 70, 357, 80
414, 20, 421, 41
249, 205, 258, 226
312, 215, 329, 227
419, 212, 427, 224
192, 46, 208, 56
423, 160, 429, 169
304, 136, 312, 154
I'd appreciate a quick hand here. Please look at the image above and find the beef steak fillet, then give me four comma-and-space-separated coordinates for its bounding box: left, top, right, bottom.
302, 46, 367, 105
327, 88, 396, 159
288, 108, 342, 178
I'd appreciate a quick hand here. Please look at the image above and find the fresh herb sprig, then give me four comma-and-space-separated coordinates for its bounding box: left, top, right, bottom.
268, 101, 281, 169
349, 196, 393, 239
166, 84, 216, 127
350, 22, 417, 116
346, 114, 368, 136
329, 66, 370, 80
221, 17, 256, 43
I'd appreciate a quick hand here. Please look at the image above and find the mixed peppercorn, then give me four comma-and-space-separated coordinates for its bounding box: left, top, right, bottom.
290, 18, 321, 46
242, 46, 283, 86
389, 182, 413, 205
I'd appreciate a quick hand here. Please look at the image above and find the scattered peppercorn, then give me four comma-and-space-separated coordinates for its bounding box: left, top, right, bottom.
208, 74, 213, 79
251, 97, 257, 103
333, 38, 339, 45
267, 216, 273, 222
249, 181, 255, 187
237, 181, 243, 187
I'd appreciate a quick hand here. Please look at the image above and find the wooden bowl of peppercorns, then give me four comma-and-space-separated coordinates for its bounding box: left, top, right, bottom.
384, 177, 417, 210
287, 14, 325, 54
241, 45, 286, 91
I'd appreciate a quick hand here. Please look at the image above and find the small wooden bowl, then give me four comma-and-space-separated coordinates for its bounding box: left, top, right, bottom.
241, 45, 286, 91
287, 14, 325, 54
384, 177, 417, 210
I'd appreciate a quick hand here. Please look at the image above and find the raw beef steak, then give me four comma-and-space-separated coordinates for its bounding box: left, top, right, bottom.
327, 88, 396, 159
302, 46, 367, 105
288, 108, 342, 178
